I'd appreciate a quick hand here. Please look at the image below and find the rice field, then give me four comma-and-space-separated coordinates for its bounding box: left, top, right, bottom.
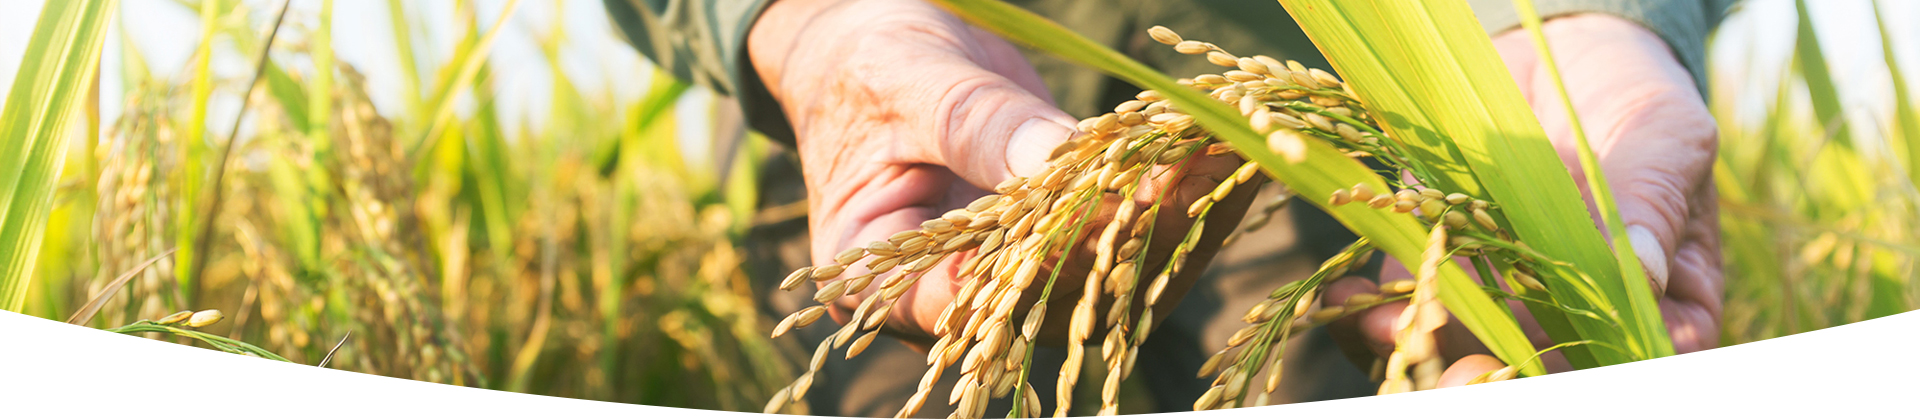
1, 0, 1913, 415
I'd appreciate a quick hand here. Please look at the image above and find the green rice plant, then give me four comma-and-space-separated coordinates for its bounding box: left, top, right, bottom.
963, 0, 1656, 369
173, 0, 220, 296
407, 0, 522, 159
1712, 0, 1916, 344
1875, 1, 1920, 184
755, 0, 1696, 415
0, 0, 118, 312
1791, 0, 1850, 150
7, 0, 1909, 414
17, 0, 799, 411
105, 308, 292, 361
939, 0, 1666, 367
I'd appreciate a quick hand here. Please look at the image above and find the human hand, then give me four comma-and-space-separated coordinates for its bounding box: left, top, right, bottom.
747, 0, 1255, 350
1321, 14, 1723, 384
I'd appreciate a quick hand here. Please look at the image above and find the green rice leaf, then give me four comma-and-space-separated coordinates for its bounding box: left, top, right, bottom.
1873, 1, 1920, 185
387, 0, 427, 124
174, 0, 223, 295
1279, 0, 1672, 363
407, 0, 523, 160
310, 0, 334, 153
0, 0, 118, 311
1793, 0, 1850, 150
595, 69, 689, 176
263, 63, 310, 133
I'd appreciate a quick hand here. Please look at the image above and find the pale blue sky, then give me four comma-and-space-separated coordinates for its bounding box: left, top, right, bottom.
0, 0, 1913, 164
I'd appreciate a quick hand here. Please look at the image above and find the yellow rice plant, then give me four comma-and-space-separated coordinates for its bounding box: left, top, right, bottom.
760, 0, 1710, 416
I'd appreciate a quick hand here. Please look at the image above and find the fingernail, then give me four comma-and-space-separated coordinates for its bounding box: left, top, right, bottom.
1005, 119, 1076, 178
1627, 224, 1668, 297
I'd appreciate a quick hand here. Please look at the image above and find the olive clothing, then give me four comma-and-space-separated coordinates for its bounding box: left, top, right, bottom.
600, 0, 1731, 416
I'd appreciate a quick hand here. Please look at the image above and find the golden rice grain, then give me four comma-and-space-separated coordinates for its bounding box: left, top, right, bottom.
1174, 40, 1212, 55
1208, 51, 1241, 67
185, 309, 224, 328
780, 267, 814, 291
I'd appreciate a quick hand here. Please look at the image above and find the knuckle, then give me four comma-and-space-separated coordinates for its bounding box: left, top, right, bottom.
1616, 170, 1692, 231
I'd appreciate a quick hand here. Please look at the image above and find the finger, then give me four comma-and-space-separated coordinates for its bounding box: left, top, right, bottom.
839, 205, 949, 348
1353, 296, 1405, 360
812, 166, 965, 348
1326, 257, 1417, 361
1603, 102, 1714, 299
1322, 275, 1390, 366
860, 26, 1078, 189
1032, 151, 1260, 346
773, 4, 1079, 191
1431, 313, 1492, 364
930, 72, 1079, 189
1660, 181, 1724, 354
1437, 354, 1506, 388
1322, 274, 1382, 311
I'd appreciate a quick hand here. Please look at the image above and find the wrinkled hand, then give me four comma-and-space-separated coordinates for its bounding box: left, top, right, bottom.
1321, 14, 1723, 383
747, 0, 1253, 350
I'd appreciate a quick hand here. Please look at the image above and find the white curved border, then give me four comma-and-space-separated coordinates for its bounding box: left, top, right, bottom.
2, 309, 1912, 417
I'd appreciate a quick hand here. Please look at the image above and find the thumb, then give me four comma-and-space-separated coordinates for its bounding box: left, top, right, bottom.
911, 26, 1080, 190
925, 70, 1080, 190
1436, 354, 1507, 388
1595, 101, 1715, 298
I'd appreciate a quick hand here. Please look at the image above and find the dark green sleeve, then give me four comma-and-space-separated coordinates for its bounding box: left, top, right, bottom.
1467, 0, 1738, 92
603, 0, 795, 144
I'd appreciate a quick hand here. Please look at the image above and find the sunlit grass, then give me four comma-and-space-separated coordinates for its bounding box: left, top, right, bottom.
13, 0, 794, 411
0, 0, 1911, 412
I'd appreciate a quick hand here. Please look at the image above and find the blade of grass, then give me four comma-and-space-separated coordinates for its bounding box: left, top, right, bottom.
630, 76, 692, 182
295, 0, 333, 271
466, 65, 520, 284
174, 0, 226, 295
1511, 0, 1669, 360
0, 0, 118, 312
405, 0, 522, 161
262, 63, 309, 132
265, 134, 323, 269
310, 0, 333, 154
64, 249, 174, 325
1869, 0, 1917, 319
533, 7, 589, 152
387, 0, 427, 125
926, 0, 1542, 374
106, 320, 293, 362
1793, 0, 1850, 150
1873, 1, 1920, 184
595, 69, 688, 176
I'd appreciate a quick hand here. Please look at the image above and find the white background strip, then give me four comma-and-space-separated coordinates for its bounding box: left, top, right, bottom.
2, 309, 1912, 418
